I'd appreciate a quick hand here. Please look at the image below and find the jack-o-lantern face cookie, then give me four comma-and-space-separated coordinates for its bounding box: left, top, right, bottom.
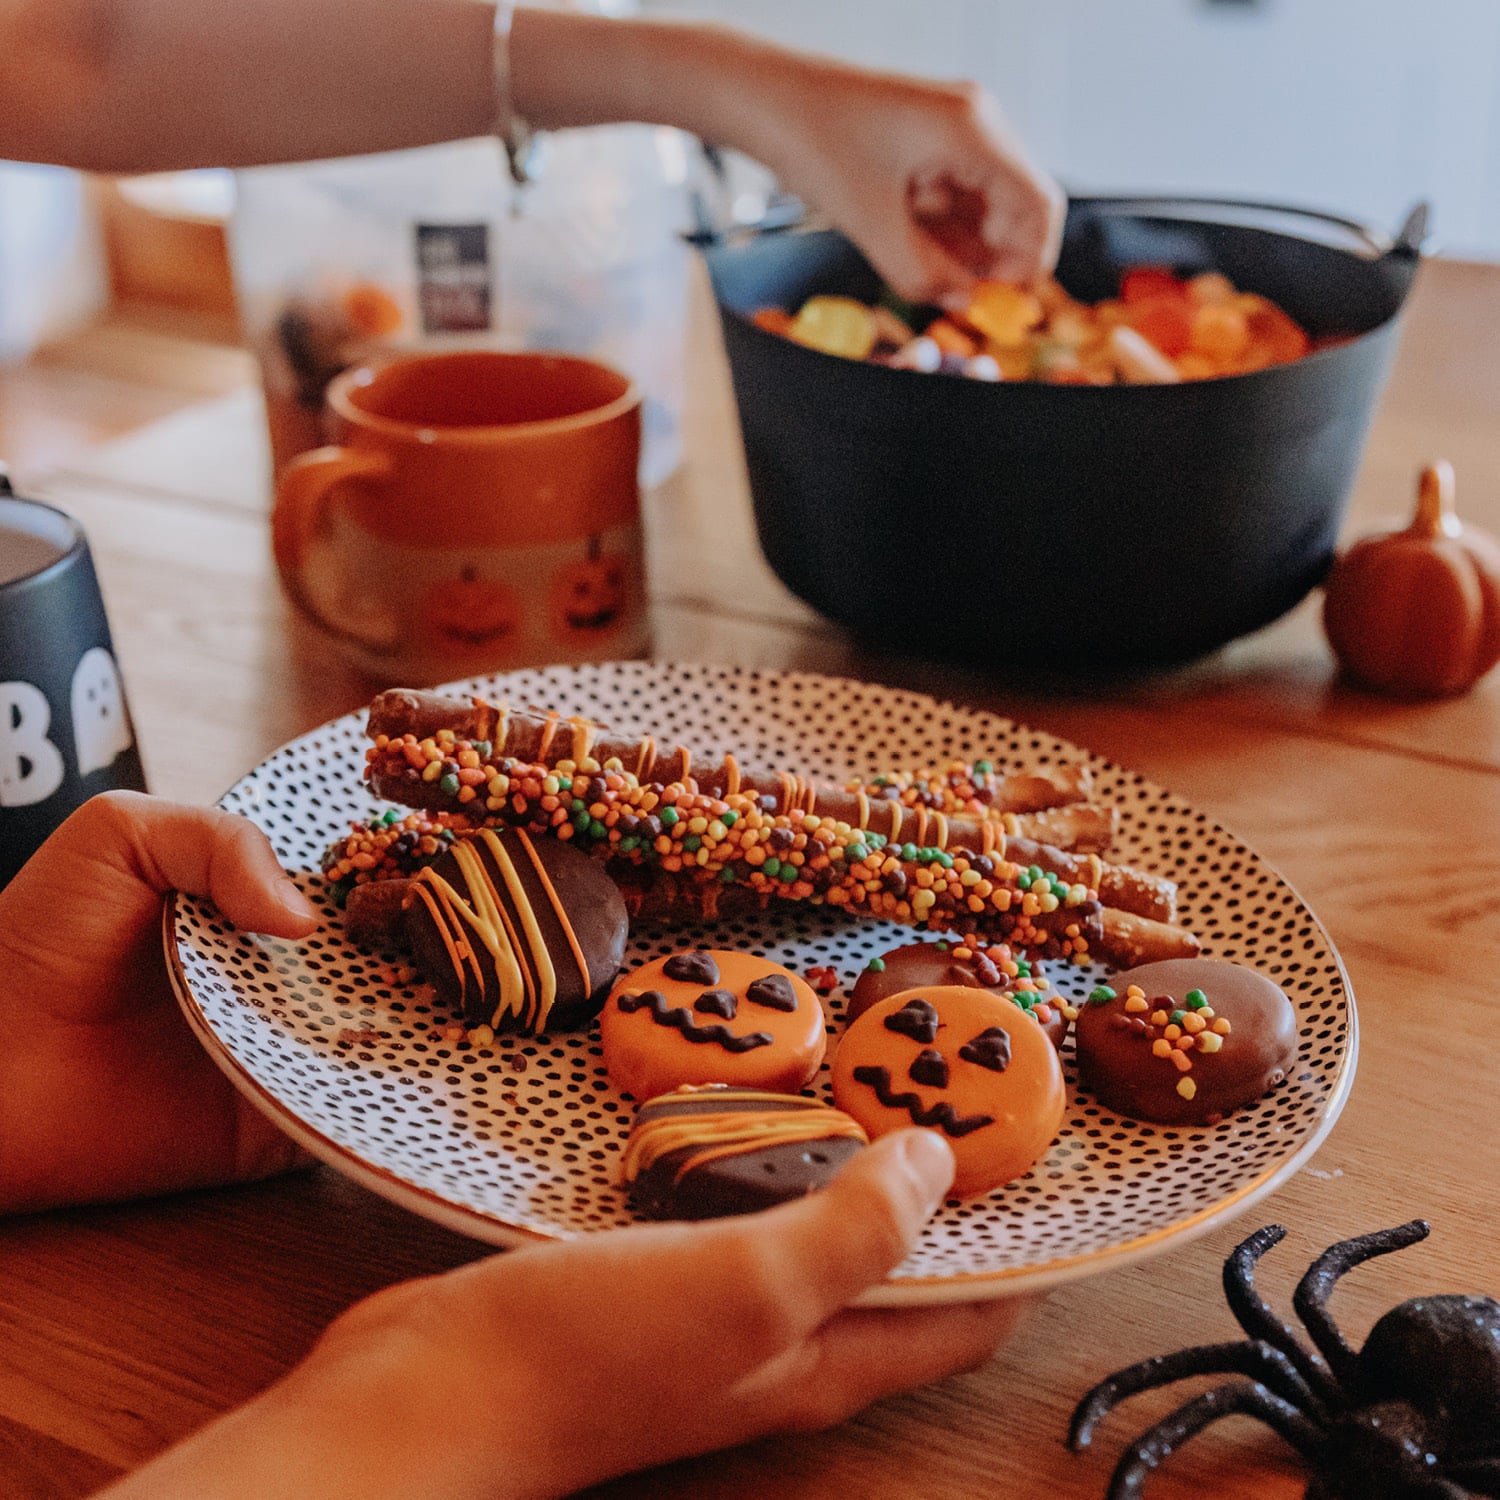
1074, 958, 1297, 1126
601, 949, 828, 1099
831, 986, 1065, 1197
847, 940, 1075, 1051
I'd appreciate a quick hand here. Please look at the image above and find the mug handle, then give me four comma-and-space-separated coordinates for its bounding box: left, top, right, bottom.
271, 445, 392, 630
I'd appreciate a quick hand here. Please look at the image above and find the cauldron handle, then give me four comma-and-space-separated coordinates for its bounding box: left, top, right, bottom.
1075, 195, 1430, 263
1389, 202, 1431, 261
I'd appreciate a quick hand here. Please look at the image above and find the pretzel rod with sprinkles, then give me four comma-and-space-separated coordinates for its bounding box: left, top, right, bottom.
609, 868, 1195, 964
364, 689, 1095, 820
359, 702, 1175, 921
342, 863, 1196, 969
323, 798, 1151, 906
338, 754, 1106, 959
845, 760, 1102, 824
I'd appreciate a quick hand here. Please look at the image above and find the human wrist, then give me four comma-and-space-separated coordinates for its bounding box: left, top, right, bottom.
507, 9, 794, 148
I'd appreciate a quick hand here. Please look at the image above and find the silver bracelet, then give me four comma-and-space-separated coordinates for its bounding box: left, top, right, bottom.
492, 1, 539, 184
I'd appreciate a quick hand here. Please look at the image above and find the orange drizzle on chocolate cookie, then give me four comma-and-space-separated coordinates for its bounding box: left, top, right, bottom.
622, 1087, 867, 1186
411, 828, 590, 1032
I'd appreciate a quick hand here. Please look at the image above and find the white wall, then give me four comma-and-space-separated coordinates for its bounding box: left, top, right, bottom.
646, 0, 1500, 258
0, 165, 107, 360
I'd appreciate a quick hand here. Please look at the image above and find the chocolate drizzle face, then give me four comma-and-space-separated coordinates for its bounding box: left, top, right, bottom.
909, 1048, 950, 1087
958, 1027, 1012, 1073
745, 974, 798, 1012
617, 990, 772, 1052
664, 951, 721, 986
884, 998, 941, 1044
851, 1065, 995, 1137
694, 989, 737, 1019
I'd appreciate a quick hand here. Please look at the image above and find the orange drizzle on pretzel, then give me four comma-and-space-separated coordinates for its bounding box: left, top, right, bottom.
535, 711, 560, 763
568, 715, 596, 767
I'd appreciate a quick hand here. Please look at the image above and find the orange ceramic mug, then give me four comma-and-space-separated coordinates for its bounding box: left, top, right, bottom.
272, 349, 645, 680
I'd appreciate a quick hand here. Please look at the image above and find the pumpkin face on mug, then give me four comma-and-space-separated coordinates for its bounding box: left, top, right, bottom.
420, 566, 523, 652
831, 986, 1065, 1196
601, 949, 827, 1099
551, 535, 629, 639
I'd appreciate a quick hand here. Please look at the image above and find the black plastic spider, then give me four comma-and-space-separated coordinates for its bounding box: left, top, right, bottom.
1069, 1220, 1500, 1499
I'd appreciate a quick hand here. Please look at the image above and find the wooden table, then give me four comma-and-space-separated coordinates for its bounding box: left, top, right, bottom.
6, 258, 1500, 1500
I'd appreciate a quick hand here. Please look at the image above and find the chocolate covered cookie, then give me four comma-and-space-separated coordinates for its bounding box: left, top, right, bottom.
623, 1084, 868, 1220
848, 939, 1075, 1050
831, 986, 1065, 1197
403, 827, 627, 1033
1073, 958, 1298, 1126
601, 949, 827, 1099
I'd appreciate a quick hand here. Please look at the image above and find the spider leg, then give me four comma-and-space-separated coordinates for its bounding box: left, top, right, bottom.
1223, 1225, 1340, 1406
1099, 1380, 1323, 1500
1069, 1339, 1329, 1450
1291, 1219, 1431, 1384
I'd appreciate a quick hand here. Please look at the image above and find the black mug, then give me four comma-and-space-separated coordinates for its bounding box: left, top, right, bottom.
0, 469, 148, 888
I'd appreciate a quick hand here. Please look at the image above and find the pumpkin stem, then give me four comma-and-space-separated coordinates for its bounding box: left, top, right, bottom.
1413, 461, 1462, 539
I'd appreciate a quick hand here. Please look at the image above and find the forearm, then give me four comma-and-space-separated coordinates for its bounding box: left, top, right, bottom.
95, 1341, 544, 1500
511, 8, 818, 172
96, 1379, 492, 1500
1, 0, 496, 171
0, 0, 815, 175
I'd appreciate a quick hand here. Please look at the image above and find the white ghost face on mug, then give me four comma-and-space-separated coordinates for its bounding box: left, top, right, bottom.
69, 647, 134, 779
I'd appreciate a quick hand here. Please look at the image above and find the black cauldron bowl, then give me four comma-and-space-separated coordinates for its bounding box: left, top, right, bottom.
705, 196, 1427, 673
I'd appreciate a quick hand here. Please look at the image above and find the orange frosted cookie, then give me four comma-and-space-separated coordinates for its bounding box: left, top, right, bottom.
831, 986, 1065, 1196
601, 949, 827, 1100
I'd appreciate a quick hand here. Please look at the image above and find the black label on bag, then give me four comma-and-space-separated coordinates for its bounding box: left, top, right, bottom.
414, 223, 493, 334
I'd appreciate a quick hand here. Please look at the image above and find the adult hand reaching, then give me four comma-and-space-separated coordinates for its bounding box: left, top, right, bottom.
100, 1128, 1027, 1500
0, 791, 320, 1214
763, 66, 1066, 304
511, 12, 1066, 306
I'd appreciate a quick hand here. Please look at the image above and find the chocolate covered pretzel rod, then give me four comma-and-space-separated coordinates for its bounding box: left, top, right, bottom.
608, 868, 1198, 967
365, 689, 1095, 819
342, 865, 1197, 969
846, 760, 1106, 830
362, 696, 1175, 921
337, 755, 1106, 963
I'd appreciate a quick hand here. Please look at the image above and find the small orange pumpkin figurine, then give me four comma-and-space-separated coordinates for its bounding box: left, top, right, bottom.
551, 535, 629, 640
1322, 461, 1500, 698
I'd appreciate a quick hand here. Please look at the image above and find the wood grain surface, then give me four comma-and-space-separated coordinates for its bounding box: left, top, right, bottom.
5, 256, 1500, 1500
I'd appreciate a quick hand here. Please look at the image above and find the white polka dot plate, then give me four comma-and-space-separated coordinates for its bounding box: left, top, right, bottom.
165, 663, 1356, 1304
